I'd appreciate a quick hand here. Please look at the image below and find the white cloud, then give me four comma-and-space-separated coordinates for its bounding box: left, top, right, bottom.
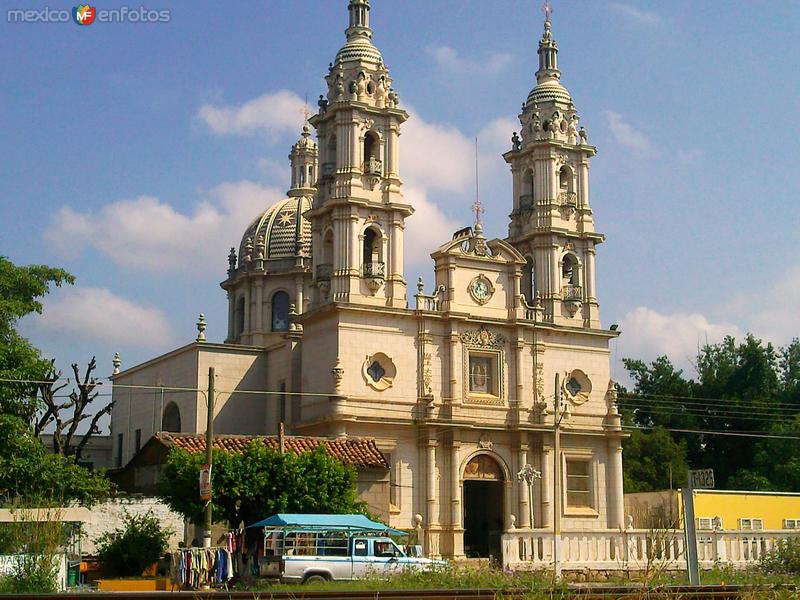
403, 186, 461, 271
196, 89, 306, 139
426, 46, 512, 75
45, 181, 284, 273
34, 286, 176, 349
609, 2, 660, 25
402, 109, 474, 194
604, 110, 653, 151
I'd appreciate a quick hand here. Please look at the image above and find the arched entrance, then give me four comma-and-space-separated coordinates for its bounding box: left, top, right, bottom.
463, 453, 504, 559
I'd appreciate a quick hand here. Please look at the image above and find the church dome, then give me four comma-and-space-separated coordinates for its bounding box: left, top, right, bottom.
335, 39, 383, 65
238, 196, 312, 267
527, 79, 573, 107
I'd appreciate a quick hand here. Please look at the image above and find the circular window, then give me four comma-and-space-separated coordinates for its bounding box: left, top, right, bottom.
563, 369, 592, 405
362, 352, 396, 391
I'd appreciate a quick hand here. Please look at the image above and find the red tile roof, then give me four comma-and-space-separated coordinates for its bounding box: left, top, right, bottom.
155, 432, 388, 469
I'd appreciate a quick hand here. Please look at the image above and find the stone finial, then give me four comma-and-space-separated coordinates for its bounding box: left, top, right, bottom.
227, 247, 237, 274
331, 357, 344, 392
196, 314, 207, 342
579, 126, 588, 144
509, 514, 517, 531
416, 276, 424, 294
112, 352, 121, 375
511, 131, 521, 151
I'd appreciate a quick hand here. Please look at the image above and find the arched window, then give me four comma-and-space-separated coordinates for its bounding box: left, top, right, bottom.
521, 169, 534, 209
362, 227, 383, 277
308, 165, 314, 185
522, 256, 536, 302
235, 297, 245, 338
559, 166, 571, 191
562, 254, 578, 286
363, 132, 380, 175
162, 402, 181, 432
271, 291, 290, 332
299, 166, 305, 186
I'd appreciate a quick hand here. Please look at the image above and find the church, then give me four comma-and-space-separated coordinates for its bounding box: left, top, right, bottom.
110, 0, 625, 560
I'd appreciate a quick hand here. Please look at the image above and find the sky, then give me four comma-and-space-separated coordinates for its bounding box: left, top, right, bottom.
2, 0, 799, 398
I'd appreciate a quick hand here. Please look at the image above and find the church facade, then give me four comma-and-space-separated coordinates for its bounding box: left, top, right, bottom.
110, 0, 624, 560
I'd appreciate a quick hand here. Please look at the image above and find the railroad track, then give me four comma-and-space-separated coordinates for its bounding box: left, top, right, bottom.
2, 586, 794, 600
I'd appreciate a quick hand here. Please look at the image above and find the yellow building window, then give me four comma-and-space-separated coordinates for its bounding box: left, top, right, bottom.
739, 518, 763, 531
566, 459, 592, 508
784, 519, 800, 529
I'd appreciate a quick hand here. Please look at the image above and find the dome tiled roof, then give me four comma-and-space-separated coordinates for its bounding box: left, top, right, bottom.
239, 196, 312, 266
527, 79, 573, 107
335, 39, 383, 65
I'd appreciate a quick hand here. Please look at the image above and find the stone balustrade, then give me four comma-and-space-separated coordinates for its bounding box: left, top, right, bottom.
502, 528, 800, 571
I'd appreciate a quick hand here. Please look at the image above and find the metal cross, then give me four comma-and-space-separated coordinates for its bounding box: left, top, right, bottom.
541, 0, 553, 23
471, 198, 484, 227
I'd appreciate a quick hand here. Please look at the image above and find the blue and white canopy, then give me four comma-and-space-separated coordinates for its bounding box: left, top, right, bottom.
248, 513, 407, 536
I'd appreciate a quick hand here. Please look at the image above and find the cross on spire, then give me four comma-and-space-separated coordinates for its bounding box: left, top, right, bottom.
541, 0, 553, 24
301, 93, 311, 124
472, 199, 484, 227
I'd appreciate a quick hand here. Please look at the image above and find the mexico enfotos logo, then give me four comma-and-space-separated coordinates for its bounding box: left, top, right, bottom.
7, 5, 171, 24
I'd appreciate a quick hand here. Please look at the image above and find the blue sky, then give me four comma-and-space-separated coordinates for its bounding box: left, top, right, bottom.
3, 0, 799, 391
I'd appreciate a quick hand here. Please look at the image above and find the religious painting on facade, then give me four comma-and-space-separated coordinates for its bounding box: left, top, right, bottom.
469, 353, 497, 396
463, 454, 503, 481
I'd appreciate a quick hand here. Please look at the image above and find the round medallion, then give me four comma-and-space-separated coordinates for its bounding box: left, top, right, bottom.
468, 274, 494, 305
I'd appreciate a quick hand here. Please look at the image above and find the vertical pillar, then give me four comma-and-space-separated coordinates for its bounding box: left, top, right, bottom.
242, 283, 251, 336
254, 280, 264, 333
295, 274, 304, 314
541, 445, 553, 528
449, 333, 460, 404
518, 444, 531, 528
515, 340, 525, 407
579, 160, 590, 208
450, 440, 464, 558
426, 439, 439, 525
607, 441, 625, 529
226, 291, 234, 342
349, 215, 359, 275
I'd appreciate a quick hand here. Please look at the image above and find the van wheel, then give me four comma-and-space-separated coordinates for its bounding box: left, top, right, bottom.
303, 574, 329, 585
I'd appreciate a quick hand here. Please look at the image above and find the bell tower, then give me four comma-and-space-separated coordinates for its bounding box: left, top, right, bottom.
504, 12, 603, 328
307, 0, 413, 308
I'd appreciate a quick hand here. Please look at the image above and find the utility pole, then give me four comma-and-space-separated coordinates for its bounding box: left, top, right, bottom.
552, 372, 570, 580
203, 367, 215, 548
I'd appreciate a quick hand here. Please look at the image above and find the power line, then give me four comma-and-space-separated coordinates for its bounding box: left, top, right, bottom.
622, 424, 800, 441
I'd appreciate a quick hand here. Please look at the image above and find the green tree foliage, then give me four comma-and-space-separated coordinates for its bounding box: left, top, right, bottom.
622, 426, 688, 493
0, 413, 111, 506
157, 442, 361, 527
0, 256, 73, 422
621, 334, 800, 492
95, 511, 173, 577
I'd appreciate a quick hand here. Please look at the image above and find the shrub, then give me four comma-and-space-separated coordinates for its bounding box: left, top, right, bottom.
760, 537, 800, 575
95, 510, 173, 577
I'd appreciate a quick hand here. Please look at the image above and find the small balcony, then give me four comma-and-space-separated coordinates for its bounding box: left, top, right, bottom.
362, 261, 385, 279
315, 263, 333, 281
363, 156, 382, 175
519, 194, 534, 211
562, 284, 582, 302
558, 191, 577, 209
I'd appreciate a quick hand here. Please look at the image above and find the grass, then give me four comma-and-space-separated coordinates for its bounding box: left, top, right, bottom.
235, 563, 800, 598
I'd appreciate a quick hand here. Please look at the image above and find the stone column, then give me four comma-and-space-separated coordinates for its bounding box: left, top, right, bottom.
449, 333, 460, 404
254, 279, 264, 333
295, 274, 304, 314
607, 441, 625, 529
579, 159, 590, 208
243, 282, 251, 336
450, 440, 464, 558
585, 247, 597, 303
426, 439, 439, 525
226, 290, 234, 342
541, 445, 553, 528
518, 444, 531, 528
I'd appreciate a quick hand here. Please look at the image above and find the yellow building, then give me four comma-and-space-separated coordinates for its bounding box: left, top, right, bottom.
625, 490, 800, 531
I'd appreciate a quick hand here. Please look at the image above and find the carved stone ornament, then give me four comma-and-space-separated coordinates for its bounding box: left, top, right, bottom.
467, 274, 495, 305
478, 434, 493, 450
460, 325, 505, 348
331, 358, 344, 392
422, 352, 433, 396
535, 363, 545, 400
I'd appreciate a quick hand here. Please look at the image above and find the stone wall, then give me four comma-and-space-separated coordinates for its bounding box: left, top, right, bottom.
80, 497, 185, 555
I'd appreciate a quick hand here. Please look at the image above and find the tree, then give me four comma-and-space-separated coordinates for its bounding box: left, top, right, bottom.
0, 256, 74, 422
0, 413, 112, 507
95, 511, 173, 576
623, 426, 689, 493
34, 357, 113, 460
622, 334, 800, 491
158, 442, 362, 527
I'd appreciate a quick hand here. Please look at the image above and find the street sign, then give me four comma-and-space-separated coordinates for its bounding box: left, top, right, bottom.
689, 469, 715, 490
199, 463, 212, 500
